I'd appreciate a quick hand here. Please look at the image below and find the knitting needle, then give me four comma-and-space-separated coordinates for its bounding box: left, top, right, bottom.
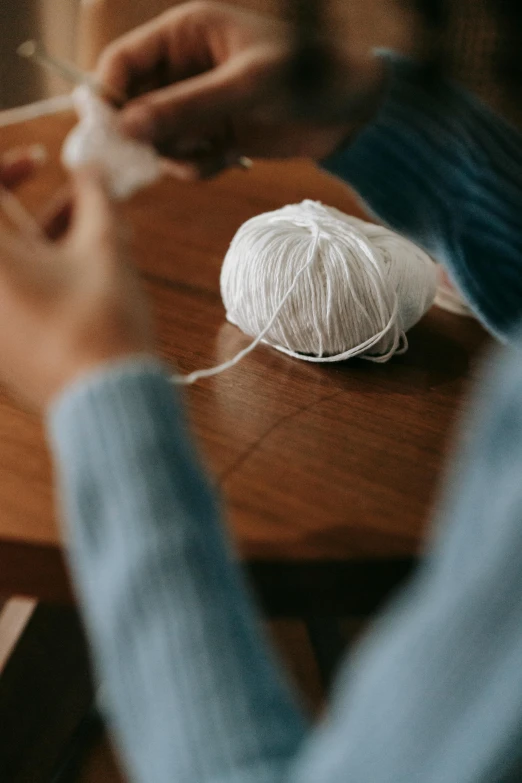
17, 40, 126, 108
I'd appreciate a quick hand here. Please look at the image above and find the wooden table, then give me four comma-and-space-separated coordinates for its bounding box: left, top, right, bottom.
0, 113, 489, 615
0, 112, 492, 780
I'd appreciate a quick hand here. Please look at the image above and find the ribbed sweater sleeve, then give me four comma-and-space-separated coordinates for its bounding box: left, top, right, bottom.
47, 349, 522, 783
47, 358, 308, 783
322, 55, 522, 341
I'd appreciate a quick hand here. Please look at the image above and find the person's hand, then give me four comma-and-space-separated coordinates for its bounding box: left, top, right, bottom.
0, 164, 153, 412
97, 1, 385, 179
0, 145, 47, 190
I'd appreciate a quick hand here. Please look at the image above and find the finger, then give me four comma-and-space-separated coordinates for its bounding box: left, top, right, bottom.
1, 145, 47, 189
66, 167, 116, 251
159, 158, 201, 181
0, 225, 38, 280
119, 53, 261, 144
160, 146, 243, 181
97, 2, 219, 98
39, 185, 73, 241
0, 185, 43, 239
161, 156, 228, 181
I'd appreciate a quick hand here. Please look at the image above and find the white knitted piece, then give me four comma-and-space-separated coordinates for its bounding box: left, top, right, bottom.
61, 86, 161, 200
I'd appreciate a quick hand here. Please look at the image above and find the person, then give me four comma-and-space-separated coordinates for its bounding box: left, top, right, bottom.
2, 2, 522, 781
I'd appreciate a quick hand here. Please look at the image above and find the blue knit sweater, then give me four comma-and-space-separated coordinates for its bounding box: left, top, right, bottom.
47, 57, 522, 783
323, 56, 522, 342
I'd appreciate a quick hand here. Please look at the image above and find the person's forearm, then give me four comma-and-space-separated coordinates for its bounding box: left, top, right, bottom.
48, 358, 307, 783
48, 345, 522, 783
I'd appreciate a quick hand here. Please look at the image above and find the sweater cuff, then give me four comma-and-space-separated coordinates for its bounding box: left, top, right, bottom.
47, 355, 178, 437
46, 354, 186, 446
48, 355, 171, 415
46, 356, 202, 538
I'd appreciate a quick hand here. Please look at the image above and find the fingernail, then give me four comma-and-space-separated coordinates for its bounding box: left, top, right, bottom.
4, 145, 45, 166
236, 155, 253, 170
224, 151, 253, 170
119, 106, 154, 141
28, 144, 48, 164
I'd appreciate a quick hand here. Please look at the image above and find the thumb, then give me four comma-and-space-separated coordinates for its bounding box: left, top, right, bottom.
66, 166, 116, 251
119, 55, 256, 144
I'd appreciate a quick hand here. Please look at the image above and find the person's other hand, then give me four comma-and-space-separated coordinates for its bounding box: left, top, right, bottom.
0, 166, 153, 412
0, 145, 46, 190
97, 1, 384, 179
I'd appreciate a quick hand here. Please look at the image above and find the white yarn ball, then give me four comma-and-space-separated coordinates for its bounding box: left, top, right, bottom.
62, 86, 162, 200
220, 200, 437, 363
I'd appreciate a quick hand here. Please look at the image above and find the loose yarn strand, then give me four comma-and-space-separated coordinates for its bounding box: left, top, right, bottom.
171, 227, 322, 385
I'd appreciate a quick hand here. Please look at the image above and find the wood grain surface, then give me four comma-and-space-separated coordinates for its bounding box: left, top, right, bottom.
0, 113, 490, 606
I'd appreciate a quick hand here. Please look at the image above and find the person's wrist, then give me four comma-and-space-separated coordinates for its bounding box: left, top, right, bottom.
44, 349, 160, 412
321, 56, 388, 159
317, 122, 358, 161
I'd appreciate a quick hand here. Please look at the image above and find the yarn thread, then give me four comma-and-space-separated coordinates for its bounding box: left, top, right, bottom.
172, 201, 437, 384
